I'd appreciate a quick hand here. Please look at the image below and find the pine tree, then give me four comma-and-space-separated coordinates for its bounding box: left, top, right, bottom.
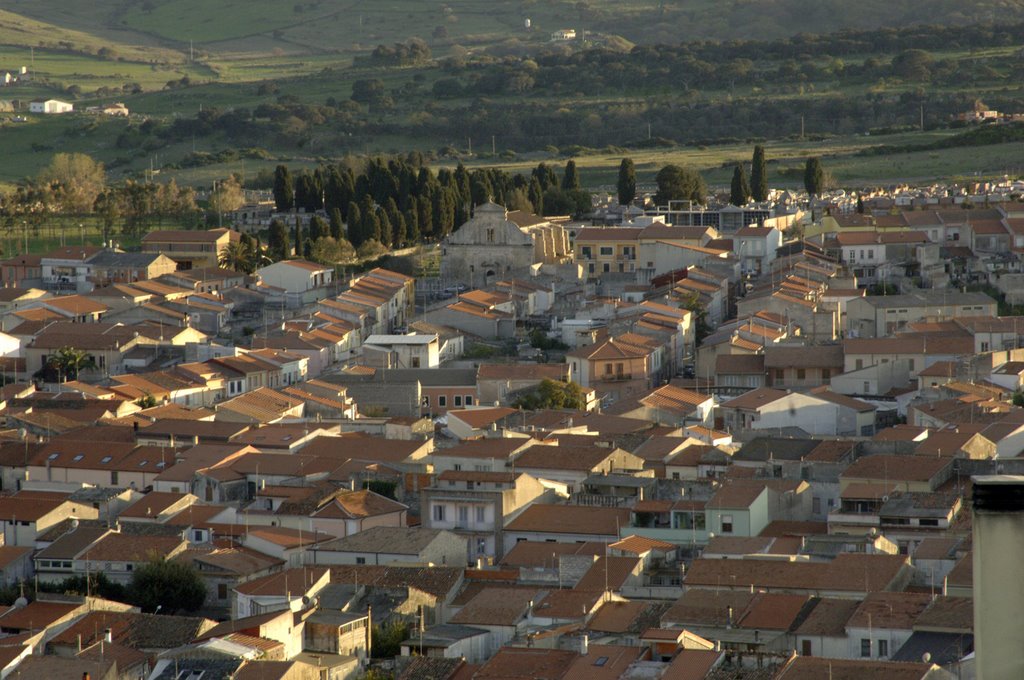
272, 165, 294, 212
750, 145, 768, 202
730, 164, 751, 206
562, 160, 581, 191
804, 157, 826, 197
616, 158, 636, 206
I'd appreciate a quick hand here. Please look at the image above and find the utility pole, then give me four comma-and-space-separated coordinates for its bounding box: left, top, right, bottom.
920, 104, 924, 131
800, 115, 805, 140
492, 135, 496, 155
467, 137, 472, 155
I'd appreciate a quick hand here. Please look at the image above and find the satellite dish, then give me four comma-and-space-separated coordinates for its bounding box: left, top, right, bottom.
70, 518, 79, 530
13, 597, 27, 608
301, 595, 310, 605
881, 495, 889, 503
922, 653, 932, 663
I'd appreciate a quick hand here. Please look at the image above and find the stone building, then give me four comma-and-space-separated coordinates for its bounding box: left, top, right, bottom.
441, 202, 571, 287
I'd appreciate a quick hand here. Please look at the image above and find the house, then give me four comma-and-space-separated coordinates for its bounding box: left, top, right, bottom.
362, 334, 440, 369
510, 443, 645, 494
502, 504, 631, 554
735, 224, 783, 276
846, 290, 998, 338
448, 587, 540, 655
255, 260, 333, 307
232, 566, 330, 619
765, 344, 844, 389
476, 363, 571, 405
421, 469, 554, 562
35, 529, 188, 585
440, 202, 571, 287
574, 227, 642, 278
0, 255, 43, 289
609, 383, 715, 427
141, 228, 241, 270
24, 322, 145, 379
445, 407, 518, 439
40, 245, 104, 293
29, 99, 73, 114
88, 251, 178, 287
719, 387, 849, 436
310, 527, 467, 567
0, 492, 99, 546
567, 336, 656, 404
773, 656, 947, 679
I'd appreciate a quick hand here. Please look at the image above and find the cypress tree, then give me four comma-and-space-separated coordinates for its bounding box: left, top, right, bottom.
346, 201, 362, 246
528, 178, 544, 215
293, 216, 303, 258
268, 219, 289, 261
750, 145, 768, 202
804, 157, 826, 197
404, 207, 420, 243
562, 160, 581, 191
272, 165, 294, 212
417, 195, 433, 237
730, 164, 751, 206
616, 158, 636, 206
329, 208, 344, 240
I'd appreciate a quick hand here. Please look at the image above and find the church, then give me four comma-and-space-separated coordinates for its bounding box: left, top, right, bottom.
440, 202, 572, 288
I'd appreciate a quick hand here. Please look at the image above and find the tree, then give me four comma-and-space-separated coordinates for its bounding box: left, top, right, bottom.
357, 239, 388, 260
208, 176, 244, 217
729, 164, 750, 206
512, 379, 587, 410
541, 188, 575, 216
38, 152, 106, 214
562, 160, 581, 191
856, 196, 865, 214
346, 201, 363, 246
37, 347, 97, 383
130, 559, 206, 614
653, 164, 706, 205
294, 171, 322, 213
804, 157, 826, 197
677, 292, 712, 343
308, 215, 328, 243
268, 218, 290, 260
136, 394, 158, 409
750, 145, 768, 202
310, 236, 355, 265
371, 620, 409, 658
329, 207, 344, 240
219, 240, 257, 273
272, 165, 294, 212
616, 158, 636, 206
351, 78, 386, 105
294, 216, 306, 258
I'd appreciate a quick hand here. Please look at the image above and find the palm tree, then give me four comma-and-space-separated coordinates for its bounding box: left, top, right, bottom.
218, 240, 257, 274
48, 346, 97, 382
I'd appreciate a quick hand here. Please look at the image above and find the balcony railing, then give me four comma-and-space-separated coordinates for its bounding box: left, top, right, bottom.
600, 373, 633, 382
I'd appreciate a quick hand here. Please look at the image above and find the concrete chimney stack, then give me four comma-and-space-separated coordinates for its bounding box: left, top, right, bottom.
973, 475, 1024, 680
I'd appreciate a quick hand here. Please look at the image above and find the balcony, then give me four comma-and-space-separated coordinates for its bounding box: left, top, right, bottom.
827, 511, 880, 528
600, 373, 633, 382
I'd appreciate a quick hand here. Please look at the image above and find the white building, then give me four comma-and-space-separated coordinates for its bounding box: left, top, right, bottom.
362, 334, 440, 369
29, 99, 73, 114
255, 259, 333, 307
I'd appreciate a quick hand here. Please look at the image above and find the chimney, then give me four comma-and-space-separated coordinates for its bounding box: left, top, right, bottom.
580, 634, 589, 656
972, 475, 1024, 679
103, 628, 112, 643
726, 606, 734, 628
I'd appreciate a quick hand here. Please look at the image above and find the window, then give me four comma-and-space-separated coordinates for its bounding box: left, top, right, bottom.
721, 515, 734, 533
812, 497, 821, 514
796, 368, 806, 380
822, 369, 831, 380
453, 463, 462, 471
421, 395, 430, 408
908, 359, 915, 371
918, 518, 939, 527
861, 639, 871, 657
433, 505, 445, 522
465, 395, 474, 406
476, 507, 485, 523
454, 395, 463, 407
356, 557, 366, 565
476, 539, 486, 554
775, 369, 784, 381
218, 583, 228, 599
193, 530, 204, 542
605, 363, 613, 375
981, 341, 990, 352
458, 507, 469, 524
878, 639, 888, 657
599, 246, 613, 256
111, 471, 118, 485
802, 640, 812, 657
603, 263, 610, 273
411, 357, 420, 368
581, 246, 592, 259
438, 395, 447, 407
855, 358, 864, 370
486, 228, 495, 243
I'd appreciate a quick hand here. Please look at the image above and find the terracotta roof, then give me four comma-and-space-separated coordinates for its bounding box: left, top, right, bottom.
329, 564, 464, 599
499, 540, 606, 568
848, 592, 933, 630
512, 444, 622, 472
842, 454, 951, 483
0, 601, 78, 631
722, 387, 789, 410
474, 647, 577, 680
738, 593, 813, 630
234, 566, 328, 596
81, 533, 186, 562
574, 556, 641, 591
505, 504, 630, 536
914, 596, 973, 633
447, 407, 517, 430
775, 656, 936, 680
794, 598, 860, 636
609, 535, 676, 554
684, 553, 909, 594
449, 587, 538, 626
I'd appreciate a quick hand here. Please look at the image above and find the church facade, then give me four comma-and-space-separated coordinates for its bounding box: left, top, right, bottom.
440, 202, 571, 288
